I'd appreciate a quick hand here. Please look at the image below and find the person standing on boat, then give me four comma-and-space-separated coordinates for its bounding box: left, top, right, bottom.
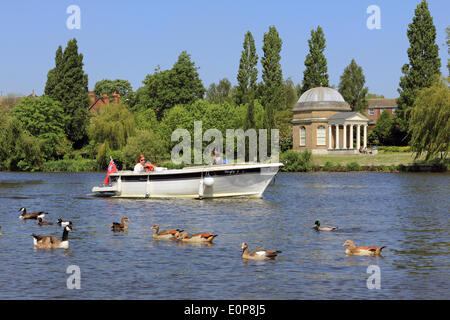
211, 150, 222, 165
134, 154, 146, 173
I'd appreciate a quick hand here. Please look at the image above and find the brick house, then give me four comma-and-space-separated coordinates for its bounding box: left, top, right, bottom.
365, 98, 397, 127
88, 91, 121, 112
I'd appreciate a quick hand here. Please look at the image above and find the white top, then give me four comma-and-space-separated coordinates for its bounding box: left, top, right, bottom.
133, 163, 145, 173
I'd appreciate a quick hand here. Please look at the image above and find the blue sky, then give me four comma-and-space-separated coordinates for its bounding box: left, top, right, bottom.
0, 0, 448, 98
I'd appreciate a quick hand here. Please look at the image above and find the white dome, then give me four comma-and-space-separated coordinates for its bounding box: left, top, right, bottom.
296, 87, 348, 106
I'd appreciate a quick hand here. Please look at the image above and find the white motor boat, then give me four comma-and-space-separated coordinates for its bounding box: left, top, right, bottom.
92, 162, 283, 199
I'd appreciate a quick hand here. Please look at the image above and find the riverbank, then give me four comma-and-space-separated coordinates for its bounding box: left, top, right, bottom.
280, 150, 449, 172
3, 151, 448, 173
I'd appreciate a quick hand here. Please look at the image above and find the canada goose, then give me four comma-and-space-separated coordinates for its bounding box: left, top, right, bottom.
313, 220, 338, 231
32, 225, 72, 249
176, 232, 218, 243
151, 224, 183, 240
57, 219, 72, 227
37, 218, 53, 226
111, 217, 130, 232
19, 207, 47, 220
342, 240, 386, 256
241, 242, 282, 260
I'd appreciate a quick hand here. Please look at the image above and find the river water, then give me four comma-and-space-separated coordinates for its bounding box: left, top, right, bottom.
0, 171, 448, 300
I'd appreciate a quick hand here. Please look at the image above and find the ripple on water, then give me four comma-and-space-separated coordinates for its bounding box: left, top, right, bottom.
0, 171, 448, 299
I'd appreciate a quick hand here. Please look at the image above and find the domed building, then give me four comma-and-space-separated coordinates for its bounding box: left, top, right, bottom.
292, 87, 369, 154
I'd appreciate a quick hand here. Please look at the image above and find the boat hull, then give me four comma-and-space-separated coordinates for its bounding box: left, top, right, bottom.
92, 163, 282, 199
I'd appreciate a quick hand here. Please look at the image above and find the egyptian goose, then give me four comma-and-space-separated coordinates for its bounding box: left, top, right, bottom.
313, 220, 338, 231
342, 240, 386, 256
57, 219, 72, 227
0, 226, 2, 236
37, 218, 53, 226
111, 217, 130, 232
32, 225, 72, 249
176, 232, 218, 243
241, 242, 282, 260
19, 207, 47, 220
151, 224, 183, 240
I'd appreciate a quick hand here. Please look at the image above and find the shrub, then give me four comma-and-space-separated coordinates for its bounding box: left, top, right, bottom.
346, 161, 362, 171
280, 150, 313, 172
378, 146, 411, 153
323, 161, 336, 171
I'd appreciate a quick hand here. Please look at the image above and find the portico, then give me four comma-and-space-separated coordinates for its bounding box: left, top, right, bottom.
327, 112, 369, 152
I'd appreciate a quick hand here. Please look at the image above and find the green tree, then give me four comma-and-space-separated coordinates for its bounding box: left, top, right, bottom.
122, 129, 168, 168
44, 46, 63, 98
139, 51, 205, 120
261, 26, 285, 130
446, 26, 450, 76
366, 93, 385, 99
235, 31, 258, 105
0, 93, 23, 114
206, 78, 232, 104
284, 78, 298, 110
45, 38, 90, 146
409, 78, 449, 161
12, 96, 66, 137
0, 114, 43, 171
11, 96, 70, 160
94, 79, 134, 105
301, 26, 329, 93
338, 59, 369, 112
87, 103, 136, 166
370, 110, 395, 146
396, 0, 441, 142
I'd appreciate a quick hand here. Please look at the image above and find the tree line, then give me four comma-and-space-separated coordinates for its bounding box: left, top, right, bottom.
0, 0, 447, 171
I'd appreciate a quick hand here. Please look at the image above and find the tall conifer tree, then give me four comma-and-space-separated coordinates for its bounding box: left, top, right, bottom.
301, 26, 329, 94
45, 39, 89, 146
261, 26, 285, 130
338, 59, 368, 112
44, 46, 63, 98
236, 31, 258, 106
396, 0, 441, 142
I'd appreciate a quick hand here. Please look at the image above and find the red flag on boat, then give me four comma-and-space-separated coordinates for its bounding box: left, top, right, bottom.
104, 157, 117, 184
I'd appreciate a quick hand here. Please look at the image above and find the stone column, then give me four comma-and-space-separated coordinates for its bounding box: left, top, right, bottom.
328, 125, 332, 149
349, 124, 354, 149
356, 124, 361, 150
343, 124, 347, 149
335, 124, 339, 149
364, 125, 368, 148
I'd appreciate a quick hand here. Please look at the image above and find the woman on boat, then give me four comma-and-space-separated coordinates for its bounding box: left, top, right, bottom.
134, 154, 155, 173
134, 154, 146, 173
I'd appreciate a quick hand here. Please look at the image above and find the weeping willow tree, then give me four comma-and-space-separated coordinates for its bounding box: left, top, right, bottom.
409, 77, 450, 161
87, 103, 136, 167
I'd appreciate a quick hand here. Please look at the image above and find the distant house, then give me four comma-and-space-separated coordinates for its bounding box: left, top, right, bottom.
88, 91, 121, 112
28, 90, 38, 98
365, 98, 397, 127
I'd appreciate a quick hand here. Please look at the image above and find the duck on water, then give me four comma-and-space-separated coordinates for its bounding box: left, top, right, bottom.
19, 207, 47, 220
32, 225, 73, 249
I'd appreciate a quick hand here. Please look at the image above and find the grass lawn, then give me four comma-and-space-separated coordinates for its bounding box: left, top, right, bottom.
312, 152, 422, 167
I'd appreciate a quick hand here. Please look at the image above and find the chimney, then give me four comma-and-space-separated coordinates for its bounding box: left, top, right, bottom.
103, 93, 109, 104
89, 91, 95, 105
113, 91, 120, 104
